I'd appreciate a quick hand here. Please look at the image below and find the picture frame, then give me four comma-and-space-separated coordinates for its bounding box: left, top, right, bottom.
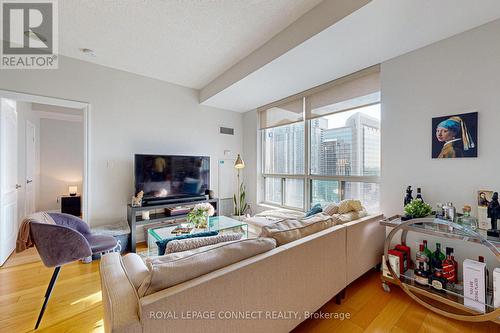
432, 112, 478, 159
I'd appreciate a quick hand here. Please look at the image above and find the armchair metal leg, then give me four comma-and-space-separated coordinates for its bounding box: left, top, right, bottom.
35, 266, 61, 329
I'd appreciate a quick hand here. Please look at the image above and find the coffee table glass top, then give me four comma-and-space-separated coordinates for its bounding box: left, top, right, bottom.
147, 216, 248, 256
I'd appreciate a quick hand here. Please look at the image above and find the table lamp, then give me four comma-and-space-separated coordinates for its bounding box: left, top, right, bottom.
68, 185, 78, 196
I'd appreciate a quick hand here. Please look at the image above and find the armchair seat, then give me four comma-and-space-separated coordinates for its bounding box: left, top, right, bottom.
86, 234, 118, 253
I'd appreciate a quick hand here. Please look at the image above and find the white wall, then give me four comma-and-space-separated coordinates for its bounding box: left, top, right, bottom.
16, 102, 40, 219
39, 118, 83, 211
381, 19, 500, 217
242, 110, 261, 213
243, 19, 500, 219
0, 55, 243, 226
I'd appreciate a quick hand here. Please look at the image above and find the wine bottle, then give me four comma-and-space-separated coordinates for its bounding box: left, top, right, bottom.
423, 240, 432, 272
451, 253, 458, 284
431, 243, 445, 273
416, 188, 423, 202
442, 247, 456, 285
416, 243, 429, 272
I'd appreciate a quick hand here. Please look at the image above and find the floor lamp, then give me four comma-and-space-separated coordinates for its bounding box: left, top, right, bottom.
234, 154, 245, 220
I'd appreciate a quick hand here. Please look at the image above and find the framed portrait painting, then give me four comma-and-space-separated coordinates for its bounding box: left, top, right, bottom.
432, 111, 478, 158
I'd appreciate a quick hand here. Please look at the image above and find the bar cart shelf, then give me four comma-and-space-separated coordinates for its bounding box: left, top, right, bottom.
380, 215, 500, 323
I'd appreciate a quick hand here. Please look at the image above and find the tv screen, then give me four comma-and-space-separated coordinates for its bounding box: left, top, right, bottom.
134, 154, 210, 201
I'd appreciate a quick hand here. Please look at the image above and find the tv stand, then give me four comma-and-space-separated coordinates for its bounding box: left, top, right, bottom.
126, 197, 219, 252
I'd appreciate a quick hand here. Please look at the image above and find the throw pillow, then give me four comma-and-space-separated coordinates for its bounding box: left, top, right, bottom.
323, 202, 339, 216
155, 231, 218, 255
337, 199, 363, 214
305, 203, 322, 217
165, 233, 243, 254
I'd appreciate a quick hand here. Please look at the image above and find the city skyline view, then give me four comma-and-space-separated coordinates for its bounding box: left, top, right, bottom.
263, 104, 381, 211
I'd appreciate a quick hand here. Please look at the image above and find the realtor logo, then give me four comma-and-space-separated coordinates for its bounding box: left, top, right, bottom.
1, 0, 58, 69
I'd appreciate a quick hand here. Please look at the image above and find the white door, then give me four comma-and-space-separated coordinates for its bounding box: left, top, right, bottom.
25, 121, 36, 216
0, 99, 18, 266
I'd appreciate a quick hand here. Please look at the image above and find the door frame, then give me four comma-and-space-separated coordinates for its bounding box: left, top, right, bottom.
0, 89, 91, 222
25, 119, 36, 217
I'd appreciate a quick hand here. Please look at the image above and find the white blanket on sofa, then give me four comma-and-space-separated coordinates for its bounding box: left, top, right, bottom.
246, 208, 368, 236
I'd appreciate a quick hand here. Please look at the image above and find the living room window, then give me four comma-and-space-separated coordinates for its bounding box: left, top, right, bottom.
260, 66, 381, 212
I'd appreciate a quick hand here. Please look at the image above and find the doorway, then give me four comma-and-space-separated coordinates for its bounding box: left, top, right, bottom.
0, 90, 90, 266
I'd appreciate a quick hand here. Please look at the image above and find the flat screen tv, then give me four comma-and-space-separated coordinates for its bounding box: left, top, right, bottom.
134, 154, 210, 203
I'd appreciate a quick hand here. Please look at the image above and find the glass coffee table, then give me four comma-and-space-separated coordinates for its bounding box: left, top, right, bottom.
147, 216, 248, 256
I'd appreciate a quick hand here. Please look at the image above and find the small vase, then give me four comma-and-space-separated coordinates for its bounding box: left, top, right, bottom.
198, 212, 209, 229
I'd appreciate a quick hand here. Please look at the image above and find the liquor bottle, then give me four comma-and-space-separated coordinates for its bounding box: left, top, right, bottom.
423, 240, 433, 272
429, 269, 447, 291
442, 247, 456, 285
395, 241, 412, 269
444, 202, 456, 222
414, 261, 429, 286
416, 188, 423, 202
458, 205, 478, 231
450, 248, 458, 283
479, 256, 490, 291
404, 186, 413, 207
431, 243, 445, 273
416, 243, 429, 272
436, 203, 445, 219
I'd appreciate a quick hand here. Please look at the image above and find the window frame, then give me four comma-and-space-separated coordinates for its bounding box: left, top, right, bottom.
260, 98, 380, 211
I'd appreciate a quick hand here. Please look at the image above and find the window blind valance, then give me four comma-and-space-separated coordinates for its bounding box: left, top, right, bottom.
259, 98, 304, 129
257, 65, 380, 129
307, 68, 380, 119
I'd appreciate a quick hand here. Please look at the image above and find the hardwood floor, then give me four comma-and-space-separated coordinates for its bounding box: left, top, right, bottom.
1, 249, 498, 333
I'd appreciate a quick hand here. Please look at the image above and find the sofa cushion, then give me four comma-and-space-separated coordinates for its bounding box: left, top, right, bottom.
259, 213, 338, 246
138, 237, 276, 297
165, 233, 242, 254
121, 253, 149, 289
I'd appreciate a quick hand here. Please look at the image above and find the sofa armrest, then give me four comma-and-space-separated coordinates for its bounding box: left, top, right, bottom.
100, 252, 142, 333
343, 214, 385, 284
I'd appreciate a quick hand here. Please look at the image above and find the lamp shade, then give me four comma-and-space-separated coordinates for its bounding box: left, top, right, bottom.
234, 154, 245, 169
68, 185, 78, 196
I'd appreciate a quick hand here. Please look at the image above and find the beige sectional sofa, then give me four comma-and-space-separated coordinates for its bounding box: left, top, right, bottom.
100, 213, 384, 333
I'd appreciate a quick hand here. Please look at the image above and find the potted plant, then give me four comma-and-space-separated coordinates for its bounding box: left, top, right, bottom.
187, 203, 215, 229
233, 182, 249, 217
404, 199, 432, 220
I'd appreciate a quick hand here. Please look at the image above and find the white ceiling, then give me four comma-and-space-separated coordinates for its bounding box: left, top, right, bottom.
202, 0, 500, 112
58, 0, 323, 89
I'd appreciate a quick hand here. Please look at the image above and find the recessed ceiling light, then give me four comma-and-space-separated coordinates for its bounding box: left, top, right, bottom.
80, 48, 96, 57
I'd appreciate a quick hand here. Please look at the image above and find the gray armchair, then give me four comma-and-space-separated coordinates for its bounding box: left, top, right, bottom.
30, 213, 117, 329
